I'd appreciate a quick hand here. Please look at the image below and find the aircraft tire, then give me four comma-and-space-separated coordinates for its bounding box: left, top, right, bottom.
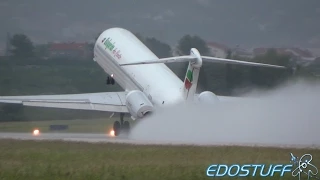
113, 121, 121, 136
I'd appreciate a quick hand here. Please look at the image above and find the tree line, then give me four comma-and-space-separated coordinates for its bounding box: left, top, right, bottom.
5, 32, 316, 94
0, 32, 317, 121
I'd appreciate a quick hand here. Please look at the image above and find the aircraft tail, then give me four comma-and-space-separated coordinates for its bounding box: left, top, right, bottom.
119, 48, 286, 101
182, 62, 200, 101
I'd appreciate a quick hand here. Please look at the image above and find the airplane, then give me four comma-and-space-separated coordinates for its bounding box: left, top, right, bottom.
0, 27, 286, 136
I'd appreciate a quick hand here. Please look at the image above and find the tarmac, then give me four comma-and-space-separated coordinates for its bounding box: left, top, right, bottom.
0, 132, 319, 149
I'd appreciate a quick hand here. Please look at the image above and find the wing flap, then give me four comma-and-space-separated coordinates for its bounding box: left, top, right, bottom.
0, 92, 129, 113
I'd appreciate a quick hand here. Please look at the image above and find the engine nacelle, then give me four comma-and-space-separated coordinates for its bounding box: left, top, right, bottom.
197, 91, 219, 104
125, 90, 154, 119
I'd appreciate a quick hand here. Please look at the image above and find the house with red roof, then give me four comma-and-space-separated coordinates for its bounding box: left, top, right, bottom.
207, 42, 256, 59
48, 42, 90, 59
253, 47, 315, 61
207, 42, 230, 58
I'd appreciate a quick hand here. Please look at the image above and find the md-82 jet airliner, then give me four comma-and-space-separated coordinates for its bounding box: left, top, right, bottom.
0, 28, 285, 136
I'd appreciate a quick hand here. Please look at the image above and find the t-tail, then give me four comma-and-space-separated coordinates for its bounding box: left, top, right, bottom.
119, 47, 286, 102
182, 48, 202, 101
183, 61, 200, 101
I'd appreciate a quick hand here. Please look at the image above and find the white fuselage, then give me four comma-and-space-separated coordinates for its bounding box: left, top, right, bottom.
94, 27, 184, 106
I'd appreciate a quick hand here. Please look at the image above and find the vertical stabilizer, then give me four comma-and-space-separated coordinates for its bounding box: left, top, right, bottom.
183, 62, 200, 101
182, 48, 202, 101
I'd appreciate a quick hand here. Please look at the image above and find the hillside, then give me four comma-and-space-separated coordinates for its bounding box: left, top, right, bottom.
0, 57, 317, 121
0, 58, 121, 121
0, 57, 229, 121
0, 58, 122, 95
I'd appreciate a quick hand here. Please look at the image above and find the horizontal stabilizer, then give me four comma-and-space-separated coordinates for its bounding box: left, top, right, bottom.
201, 56, 285, 69
120, 55, 286, 69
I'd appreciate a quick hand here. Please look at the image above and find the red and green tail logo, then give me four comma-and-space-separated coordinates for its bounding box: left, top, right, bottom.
184, 69, 193, 90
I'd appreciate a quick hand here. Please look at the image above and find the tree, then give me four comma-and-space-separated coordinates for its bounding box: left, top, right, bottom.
132, 33, 185, 79
34, 44, 49, 58
144, 37, 172, 58
95, 31, 104, 41
250, 49, 292, 87
10, 34, 35, 58
133, 34, 172, 58
87, 43, 95, 59
134, 33, 182, 77
175, 35, 230, 93
254, 48, 290, 67
144, 36, 182, 78
177, 35, 210, 55
176, 35, 212, 85
134, 33, 145, 42
226, 49, 232, 59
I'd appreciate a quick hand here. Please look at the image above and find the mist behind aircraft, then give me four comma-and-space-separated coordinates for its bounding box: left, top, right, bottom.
129, 80, 320, 148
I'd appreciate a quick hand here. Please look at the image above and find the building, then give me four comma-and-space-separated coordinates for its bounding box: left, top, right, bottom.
253, 47, 315, 61
171, 44, 181, 56
207, 42, 230, 58
232, 48, 254, 59
307, 48, 320, 57
48, 42, 90, 59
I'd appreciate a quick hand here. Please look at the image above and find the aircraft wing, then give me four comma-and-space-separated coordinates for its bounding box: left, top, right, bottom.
0, 92, 129, 113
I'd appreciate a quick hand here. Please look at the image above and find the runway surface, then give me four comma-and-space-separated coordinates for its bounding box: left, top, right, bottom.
0, 132, 192, 145
0, 132, 319, 149
0, 132, 133, 143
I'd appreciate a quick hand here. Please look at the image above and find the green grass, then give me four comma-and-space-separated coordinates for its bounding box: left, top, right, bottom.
0, 140, 319, 180
0, 118, 132, 133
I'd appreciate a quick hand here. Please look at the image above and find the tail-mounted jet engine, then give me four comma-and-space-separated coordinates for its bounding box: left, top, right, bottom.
125, 90, 154, 119
197, 91, 219, 104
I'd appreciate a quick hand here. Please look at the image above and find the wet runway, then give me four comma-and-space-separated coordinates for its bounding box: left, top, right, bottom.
0, 132, 133, 143
0, 132, 189, 145
0, 132, 319, 149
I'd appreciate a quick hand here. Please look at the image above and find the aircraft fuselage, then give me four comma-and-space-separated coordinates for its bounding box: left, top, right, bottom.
94, 27, 184, 106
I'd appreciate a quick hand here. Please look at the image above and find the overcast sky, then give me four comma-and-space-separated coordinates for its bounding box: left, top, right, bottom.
0, 0, 320, 48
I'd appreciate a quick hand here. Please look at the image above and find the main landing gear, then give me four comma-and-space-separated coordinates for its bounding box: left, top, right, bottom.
106, 74, 115, 85
113, 113, 130, 136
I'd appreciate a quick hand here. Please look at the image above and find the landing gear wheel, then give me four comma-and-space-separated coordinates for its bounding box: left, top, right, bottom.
113, 121, 121, 136
122, 121, 130, 134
